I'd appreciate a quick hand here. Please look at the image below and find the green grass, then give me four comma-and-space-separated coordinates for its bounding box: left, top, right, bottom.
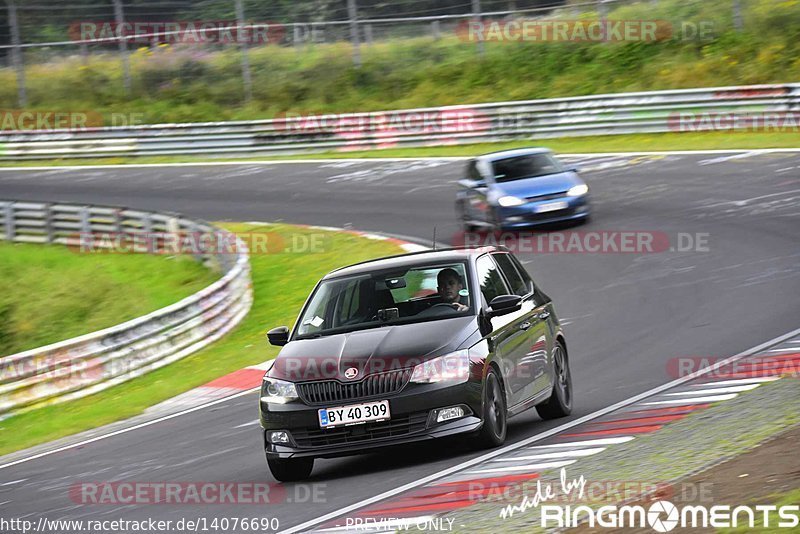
1, 131, 797, 168
0, 241, 218, 355
0, 224, 403, 456
1, 0, 798, 124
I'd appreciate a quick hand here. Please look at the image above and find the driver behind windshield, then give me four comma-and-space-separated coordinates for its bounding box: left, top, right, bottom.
437, 268, 468, 312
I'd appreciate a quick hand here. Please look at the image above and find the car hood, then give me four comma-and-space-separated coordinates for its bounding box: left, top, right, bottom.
269, 316, 478, 382
495, 171, 582, 198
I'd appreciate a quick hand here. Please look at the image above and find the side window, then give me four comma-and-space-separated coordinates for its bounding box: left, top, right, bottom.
508, 254, 535, 294
492, 253, 529, 297
476, 255, 509, 305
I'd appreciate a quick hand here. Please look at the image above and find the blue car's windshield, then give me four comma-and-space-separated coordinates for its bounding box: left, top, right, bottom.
492, 153, 564, 183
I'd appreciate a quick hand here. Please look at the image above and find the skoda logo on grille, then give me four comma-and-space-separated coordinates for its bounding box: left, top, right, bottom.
344, 367, 359, 380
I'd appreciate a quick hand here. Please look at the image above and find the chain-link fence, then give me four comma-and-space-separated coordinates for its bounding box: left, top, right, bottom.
0, 0, 772, 122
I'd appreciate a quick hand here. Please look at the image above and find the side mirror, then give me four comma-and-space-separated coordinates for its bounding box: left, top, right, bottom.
458, 178, 487, 190
566, 166, 579, 173
267, 326, 289, 346
488, 294, 523, 317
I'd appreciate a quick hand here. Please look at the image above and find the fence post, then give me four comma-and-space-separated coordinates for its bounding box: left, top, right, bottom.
732, 0, 743, 31
347, 0, 362, 67
7, 1, 27, 108
112, 0, 132, 95
234, 0, 254, 104
471, 0, 484, 56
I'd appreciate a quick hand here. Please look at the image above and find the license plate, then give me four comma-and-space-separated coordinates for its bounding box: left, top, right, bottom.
536, 201, 568, 213
318, 400, 390, 429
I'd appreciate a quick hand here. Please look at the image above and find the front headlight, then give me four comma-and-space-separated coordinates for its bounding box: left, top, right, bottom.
410, 350, 471, 384
566, 184, 589, 197
261, 377, 299, 404
498, 195, 526, 207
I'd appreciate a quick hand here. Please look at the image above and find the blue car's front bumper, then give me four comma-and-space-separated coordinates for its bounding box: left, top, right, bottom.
498, 195, 590, 229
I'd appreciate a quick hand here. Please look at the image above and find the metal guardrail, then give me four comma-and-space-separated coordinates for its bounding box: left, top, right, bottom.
0, 200, 253, 415
0, 84, 797, 160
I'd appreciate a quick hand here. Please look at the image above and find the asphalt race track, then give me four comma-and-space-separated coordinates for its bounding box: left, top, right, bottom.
1, 151, 799, 532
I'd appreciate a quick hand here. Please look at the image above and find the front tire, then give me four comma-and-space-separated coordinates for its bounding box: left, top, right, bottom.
536, 341, 573, 420
476, 367, 507, 448
267, 456, 314, 482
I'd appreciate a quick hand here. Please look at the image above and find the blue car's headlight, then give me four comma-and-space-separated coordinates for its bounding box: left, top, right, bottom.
567, 184, 589, 197
498, 195, 526, 207
261, 377, 299, 404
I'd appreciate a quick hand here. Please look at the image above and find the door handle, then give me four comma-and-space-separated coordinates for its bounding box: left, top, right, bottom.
537, 311, 551, 320
519, 321, 532, 330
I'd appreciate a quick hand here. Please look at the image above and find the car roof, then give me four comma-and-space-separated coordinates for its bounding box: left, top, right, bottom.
475, 147, 552, 163
323, 247, 505, 279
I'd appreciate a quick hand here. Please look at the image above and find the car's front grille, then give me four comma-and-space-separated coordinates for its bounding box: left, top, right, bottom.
296, 369, 413, 405
525, 192, 567, 202
291, 411, 429, 448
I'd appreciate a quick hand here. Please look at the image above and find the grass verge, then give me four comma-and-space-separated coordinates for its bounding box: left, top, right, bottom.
0, 241, 218, 355
1, 0, 797, 123
1, 131, 799, 169
0, 223, 403, 456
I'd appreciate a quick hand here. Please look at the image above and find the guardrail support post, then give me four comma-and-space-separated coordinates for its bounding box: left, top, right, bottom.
80, 206, 91, 240
4, 203, 14, 241
431, 19, 441, 40
43, 203, 54, 244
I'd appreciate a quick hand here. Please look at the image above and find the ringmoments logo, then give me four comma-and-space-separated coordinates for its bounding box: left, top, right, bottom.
499, 468, 799, 531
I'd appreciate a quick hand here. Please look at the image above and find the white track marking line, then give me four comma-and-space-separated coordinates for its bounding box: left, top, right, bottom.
665, 384, 761, 395
694, 377, 780, 386
0, 387, 259, 470
640, 394, 739, 406
765, 347, 800, 353
524, 436, 636, 449
1, 149, 800, 172
466, 460, 577, 475
279, 327, 800, 534
233, 420, 260, 429
490, 448, 605, 462
699, 151, 766, 166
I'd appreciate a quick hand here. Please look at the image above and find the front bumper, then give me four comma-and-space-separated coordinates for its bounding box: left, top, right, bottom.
498, 195, 590, 229
260, 379, 482, 459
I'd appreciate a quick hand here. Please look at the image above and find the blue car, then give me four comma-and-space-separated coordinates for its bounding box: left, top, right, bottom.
456, 148, 590, 231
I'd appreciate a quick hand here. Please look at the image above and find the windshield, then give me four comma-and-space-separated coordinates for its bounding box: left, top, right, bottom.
295, 262, 473, 339
492, 153, 564, 183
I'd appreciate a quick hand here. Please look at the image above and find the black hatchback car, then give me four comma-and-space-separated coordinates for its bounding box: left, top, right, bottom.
260, 247, 572, 481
